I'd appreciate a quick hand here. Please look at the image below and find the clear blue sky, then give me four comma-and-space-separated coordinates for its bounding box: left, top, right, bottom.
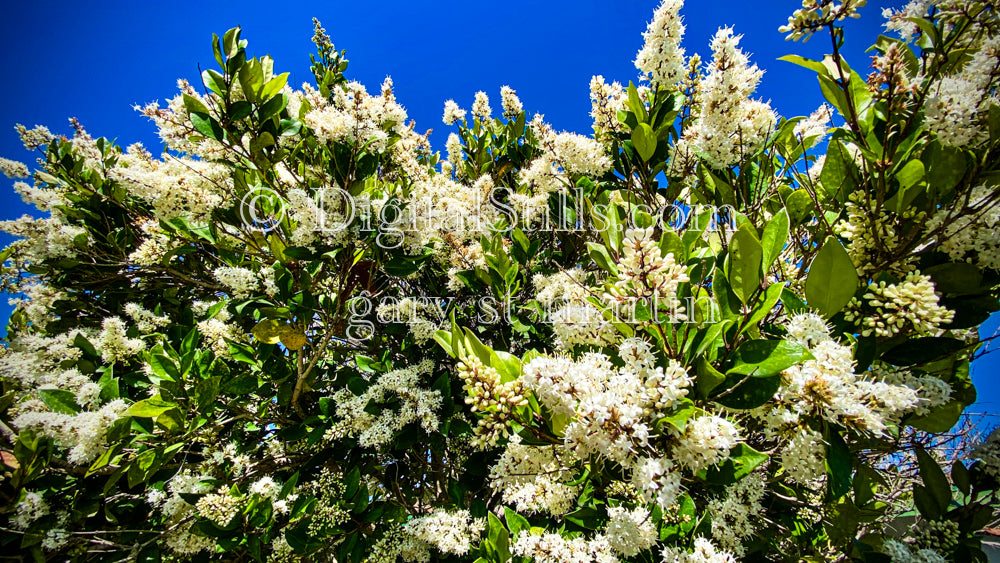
0, 0, 996, 417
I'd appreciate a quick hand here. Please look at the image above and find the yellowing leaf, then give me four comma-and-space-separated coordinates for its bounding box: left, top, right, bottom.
278, 325, 308, 350
252, 319, 283, 344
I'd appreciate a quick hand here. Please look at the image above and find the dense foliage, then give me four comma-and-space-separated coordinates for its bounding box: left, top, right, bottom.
2, 1, 1000, 561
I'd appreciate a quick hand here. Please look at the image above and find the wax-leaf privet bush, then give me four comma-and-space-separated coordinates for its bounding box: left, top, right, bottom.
1, 0, 1000, 561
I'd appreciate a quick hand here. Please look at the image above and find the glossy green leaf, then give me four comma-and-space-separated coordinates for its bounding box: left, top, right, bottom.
805, 236, 859, 317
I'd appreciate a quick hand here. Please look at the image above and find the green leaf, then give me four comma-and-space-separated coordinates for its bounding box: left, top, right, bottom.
586, 242, 618, 276
488, 512, 511, 563
125, 395, 177, 418
881, 337, 965, 366
703, 443, 768, 485
190, 112, 224, 142
760, 208, 789, 273
923, 262, 983, 295
632, 123, 657, 162
805, 236, 859, 317
713, 374, 781, 410
913, 484, 941, 520
343, 467, 360, 500
826, 429, 853, 500
952, 460, 971, 497
895, 160, 925, 189
818, 74, 850, 121
785, 189, 813, 224
202, 69, 227, 97
726, 339, 811, 378
908, 399, 963, 432
260, 73, 290, 100
564, 506, 602, 530
504, 507, 529, 538
38, 388, 81, 415
259, 94, 289, 122
222, 27, 241, 58
252, 319, 284, 345
916, 447, 952, 513
182, 93, 211, 116
779, 54, 832, 76
656, 400, 697, 433
696, 357, 726, 399
742, 283, 783, 336
726, 225, 763, 304
195, 377, 221, 414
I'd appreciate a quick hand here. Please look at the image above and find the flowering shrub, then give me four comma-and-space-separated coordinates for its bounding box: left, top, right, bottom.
2, 1, 1000, 561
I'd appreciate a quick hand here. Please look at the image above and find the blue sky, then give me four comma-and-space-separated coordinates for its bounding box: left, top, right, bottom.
0, 0, 997, 417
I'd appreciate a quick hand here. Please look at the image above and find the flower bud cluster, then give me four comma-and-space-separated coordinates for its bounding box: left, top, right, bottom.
456, 355, 528, 448
779, 0, 867, 41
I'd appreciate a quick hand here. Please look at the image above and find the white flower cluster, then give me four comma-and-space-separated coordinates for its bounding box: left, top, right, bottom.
632, 456, 683, 509
881, 1, 938, 43
97, 317, 146, 363
780, 0, 867, 41
925, 184, 1000, 270
283, 187, 352, 248
776, 312, 921, 435
706, 472, 766, 556
520, 344, 734, 511
407, 173, 502, 254
213, 266, 271, 300
672, 415, 741, 471
12, 491, 49, 529
844, 271, 954, 338
128, 219, 173, 266
377, 297, 440, 344
882, 539, 948, 563
534, 269, 616, 349
972, 427, 1000, 479
610, 227, 689, 320
489, 438, 580, 515
326, 360, 442, 448
13, 179, 67, 212
512, 530, 617, 563
196, 305, 243, 359
680, 28, 777, 169
793, 104, 833, 147
111, 144, 230, 222
0, 333, 103, 408
523, 352, 650, 463
924, 36, 1000, 147
124, 302, 170, 334
501, 86, 523, 118
8, 281, 66, 328
442, 99, 466, 125
634, 0, 687, 90
876, 365, 952, 416
0, 212, 87, 264
589, 76, 627, 138
472, 91, 492, 121
620, 337, 692, 418
404, 509, 484, 558
604, 506, 657, 557
662, 537, 737, 563
835, 191, 922, 277
781, 427, 827, 484
195, 489, 243, 526
303, 78, 408, 153
13, 399, 128, 465
514, 118, 612, 221
0, 156, 29, 178
158, 469, 216, 555
15, 123, 54, 150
